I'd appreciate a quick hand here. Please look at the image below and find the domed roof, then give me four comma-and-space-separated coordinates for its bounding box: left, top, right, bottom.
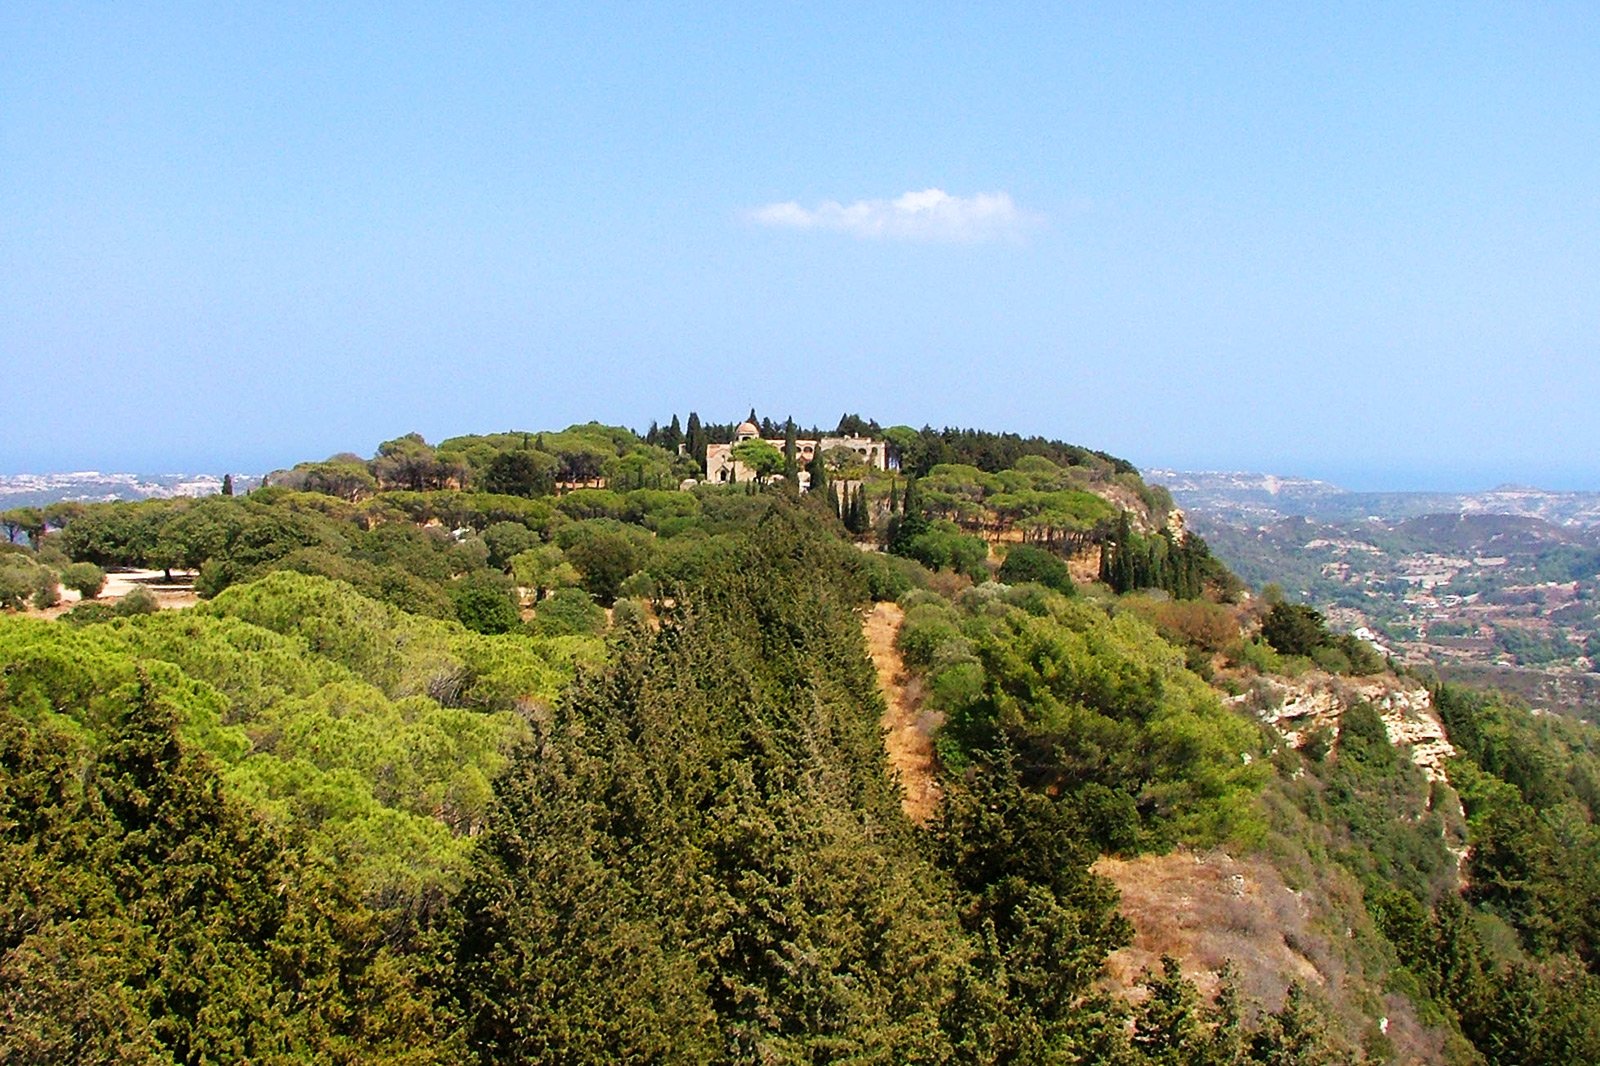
736, 420, 759, 437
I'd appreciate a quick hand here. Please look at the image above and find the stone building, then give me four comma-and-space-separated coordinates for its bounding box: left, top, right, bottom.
704, 420, 889, 488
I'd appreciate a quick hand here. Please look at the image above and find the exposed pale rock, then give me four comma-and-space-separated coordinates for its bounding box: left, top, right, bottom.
1234, 673, 1456, 782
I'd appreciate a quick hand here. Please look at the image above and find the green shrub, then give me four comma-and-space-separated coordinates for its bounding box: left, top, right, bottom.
997, 544, 1076, 595
119, 587, 160, 615
897, 603, 968, 669
618, 570, 657, 601
610, 597, 650, 631
1262, 602, 1329, 657
927, 660, 985, 710
857, 551, 921, 601
31, 573, 60, 609
901, 523, 989, 578
897, 588, 946, 611
0, 560, 38, 610
451, 571, 522, 635
1310, 643, 1352, 675
1232, 636, 1284, 674
60, 561, 107, 599
532, 587, 607, 638
481, 521, 542, 570
556, 520, 652, 604
999, 583, 1056, 616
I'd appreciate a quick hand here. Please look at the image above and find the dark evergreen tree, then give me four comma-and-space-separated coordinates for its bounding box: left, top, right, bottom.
1261, 602, 1330, 657
844, 485, 872, 535
929, 748, 1131, 1060
685, 412, 707, 476
888, 477, 930, 555
483, 448, 555, 497
453, 508, 973, 1061
0, 671, 453, 1062
220, 473, 234, 497
807, 450, 828, 503
1132, 956, 1200, 1062
782, 418, 798, 489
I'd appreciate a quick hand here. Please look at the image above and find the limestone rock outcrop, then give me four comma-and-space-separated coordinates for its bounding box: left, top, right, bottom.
1232, 673, 1456, 782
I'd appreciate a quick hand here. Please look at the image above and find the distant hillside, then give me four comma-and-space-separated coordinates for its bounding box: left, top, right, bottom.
0, 471, 260, 508
1152, 469, 1600, 526
1158, 470, 1600, 716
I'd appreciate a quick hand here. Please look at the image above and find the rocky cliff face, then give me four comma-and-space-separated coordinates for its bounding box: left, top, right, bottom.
1233, 672, 1456, 783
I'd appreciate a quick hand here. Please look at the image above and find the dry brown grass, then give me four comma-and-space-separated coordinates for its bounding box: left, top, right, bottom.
1096, 847, 1449, 1064
862, 601, 943, 824
1096, 849, 1324, 1009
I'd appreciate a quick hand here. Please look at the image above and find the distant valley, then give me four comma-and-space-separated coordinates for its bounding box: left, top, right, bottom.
1158, 470, 1600, 716
1149, 469, 1600, 527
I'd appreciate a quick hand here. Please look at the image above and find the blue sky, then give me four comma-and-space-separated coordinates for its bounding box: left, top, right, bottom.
3, 4, 1597, 489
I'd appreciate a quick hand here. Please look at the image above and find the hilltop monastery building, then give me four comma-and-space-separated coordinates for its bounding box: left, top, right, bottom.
704, 420, 889, 488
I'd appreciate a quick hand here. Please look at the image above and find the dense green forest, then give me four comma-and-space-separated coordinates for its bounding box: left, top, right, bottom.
4, 416, 1600, 1063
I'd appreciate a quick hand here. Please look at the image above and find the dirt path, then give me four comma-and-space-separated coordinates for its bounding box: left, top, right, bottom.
863, 601, 943, 824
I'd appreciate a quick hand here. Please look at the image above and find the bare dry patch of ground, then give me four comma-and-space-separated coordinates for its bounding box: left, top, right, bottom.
1097, 850, 1326, 1008
1097, 848, 1447, 1063
863, 601, 943, 824
101, 568, 199, 609
18, 567, 196, 619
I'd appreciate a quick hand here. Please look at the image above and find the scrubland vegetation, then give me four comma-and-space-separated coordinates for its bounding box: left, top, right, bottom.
4, 415, 1599, 1063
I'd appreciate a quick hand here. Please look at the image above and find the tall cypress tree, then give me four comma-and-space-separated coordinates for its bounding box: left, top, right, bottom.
783, 419, 798, 487
807, 451, 828, 502
888, 477, 929, 555
686, 412, 706, 475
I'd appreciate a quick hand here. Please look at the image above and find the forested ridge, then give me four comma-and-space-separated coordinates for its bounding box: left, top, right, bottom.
4, 416, 1599, 1063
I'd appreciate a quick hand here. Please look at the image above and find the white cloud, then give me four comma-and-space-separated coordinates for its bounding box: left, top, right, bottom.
746, 188, 1037, 242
